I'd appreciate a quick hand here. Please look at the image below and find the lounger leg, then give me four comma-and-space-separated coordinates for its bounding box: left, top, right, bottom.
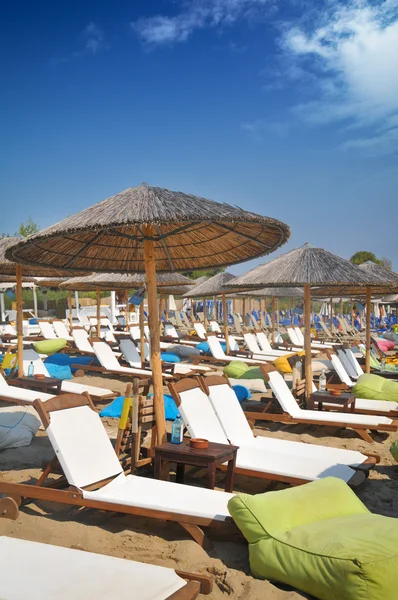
179, 522, 213, 550
354, 428, 374, 444
0, 497, 20, 520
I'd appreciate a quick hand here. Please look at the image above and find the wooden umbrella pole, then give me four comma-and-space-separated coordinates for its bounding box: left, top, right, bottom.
143, 229, 166, 444
68, 291, 73, 331
304, 284, 313, 399
242, 296, 246, 330
340, 297, 343, 318
271, 297, 275, 343
275, 298, 279, 328
330, 297, 333, 333
222, 292, 230, 353
139, 301, 146, 365
203, 297, 207, 328
125, 291, 129, 332
213, 295, 217, 321
365, 287, 371, 374
158, 293, 163, 328
96, 289, 101, 337
16, 265, 23, 378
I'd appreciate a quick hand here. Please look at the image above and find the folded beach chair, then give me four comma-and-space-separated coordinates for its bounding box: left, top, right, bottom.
37, 320, 58, 340
249, 365, 397, 443
0, 393, 235, 546
0, 372, 54, 405
51, 319, 73, 341
168, 378, 367, 487
0, 536, 212, 600
22, 349, 116, 401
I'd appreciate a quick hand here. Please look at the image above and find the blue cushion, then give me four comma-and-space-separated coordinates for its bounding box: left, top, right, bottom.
232, 384, 252, 403
160, 353, 181, 363
45, 363, 72, 380
196, 341, 227, 354
29, 318, 38, 324
100, 393, 178, 421
44, 353, 98, 373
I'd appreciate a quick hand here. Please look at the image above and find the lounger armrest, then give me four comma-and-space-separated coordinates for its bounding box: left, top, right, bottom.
175, 571, 213, 595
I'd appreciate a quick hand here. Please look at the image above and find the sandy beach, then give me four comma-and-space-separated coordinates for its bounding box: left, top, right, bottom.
0, 372, 397, 599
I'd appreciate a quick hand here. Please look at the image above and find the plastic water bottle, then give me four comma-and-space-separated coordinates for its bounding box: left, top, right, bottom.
27, 361, 34, 377
380, 358, 386, 372
171, 414, 183, 444
319, 369, 326, 392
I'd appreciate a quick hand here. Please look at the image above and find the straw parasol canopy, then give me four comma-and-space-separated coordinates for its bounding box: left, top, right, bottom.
6, 183, 290, 443
228, 244, 393, 393
59, 271, 192, 291
35, 277, 70, 288
239, 286, 303, 298
183, 272, 236, 298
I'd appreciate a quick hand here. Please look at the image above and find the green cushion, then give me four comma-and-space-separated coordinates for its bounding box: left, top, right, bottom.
33, 339, 67, 355
223, 361, 249, 378
228, 477, 398, 600
353, 374, 398, 401
390, 440, 398, 462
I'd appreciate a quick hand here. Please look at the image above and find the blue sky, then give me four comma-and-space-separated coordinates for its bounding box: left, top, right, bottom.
1, 0, 397, 273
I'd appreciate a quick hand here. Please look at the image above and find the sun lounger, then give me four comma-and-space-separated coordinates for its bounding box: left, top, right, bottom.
71, 327, 95, 355
203, 375, 377, 472
168, 378, 367, 487
248, 365, 397, 443
244, 332, 295, 358
52, 319, 73, 341
191, 334, 268, 366
0, 536, 212, 599
0, 393, 235, 546
22, 349, 116, 401
293, 326, 335, 348
0, 372, 55, 405
37, 320, 57, 340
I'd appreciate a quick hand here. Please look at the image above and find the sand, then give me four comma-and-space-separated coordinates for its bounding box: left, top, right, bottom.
0, 372, 397, 599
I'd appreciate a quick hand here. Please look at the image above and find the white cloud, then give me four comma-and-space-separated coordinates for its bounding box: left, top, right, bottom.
132, 0, 271, 45
83, 22, 104, 54
281, 1, 398, 154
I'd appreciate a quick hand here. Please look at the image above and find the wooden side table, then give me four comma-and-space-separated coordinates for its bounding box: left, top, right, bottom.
10, 376, 63, 395
154, 440, 238, 492
309, 391, 356, 413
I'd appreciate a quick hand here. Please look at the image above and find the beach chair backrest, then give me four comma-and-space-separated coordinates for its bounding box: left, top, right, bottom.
337, 349, 357, 379
205, 377, 254, 446
104, 329, 117, 344
129, 325, 141, 341
92, 341, 121, 370
38, 321, 57, 339
232, 314, 242, 334
23, 349, 49, 377
329, 354, 353, 386
228, 335, 239, 352
72, 328, 92, 353
0, 372, 11, 389
243, 333, 261, 354
0, 324, 16, 336
287, 327, 300, 346
164, 323, 179, 338
265, 369, 302, 417
40, 397, 123, 488
194, 322, 207, 339
207, 335, 226, 360
256, 331, 272, 352
120, 339, 141, 368
169, 379, 228, 444
345, 348, 363, 377
209, 321, 221, 333
294, 327, 305, 345
52, 320, 70, 339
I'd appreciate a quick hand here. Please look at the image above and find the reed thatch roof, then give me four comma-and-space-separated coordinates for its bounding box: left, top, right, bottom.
237, 286, 304, 298
359, 261, 398, 282
5, 184, 290, 273
158, 285, 193, 296
192, 276, 209, 284
59, 271, 192, 291
381, 294, 398, 303
35, 277, 70, 288
227, 244, 396, 295
183, 272, 236, 297
0, 237, 76, 277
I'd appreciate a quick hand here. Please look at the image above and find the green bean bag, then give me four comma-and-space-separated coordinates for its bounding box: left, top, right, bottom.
33, 339, 67, 355
228, 477, 398, 600
353, 373, 398, 401
223, 361, 265, 381
390, 441, 398, 462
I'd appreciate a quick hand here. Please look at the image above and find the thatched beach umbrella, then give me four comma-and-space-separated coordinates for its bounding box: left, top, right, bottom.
183, 272, 236, 350
60, 271, 193, 359
227, 244, 389, 396
0, 237, 75, 376
6, 183, 290, 442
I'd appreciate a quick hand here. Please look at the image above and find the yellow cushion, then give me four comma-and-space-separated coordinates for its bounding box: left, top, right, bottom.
272, 351, 305, 374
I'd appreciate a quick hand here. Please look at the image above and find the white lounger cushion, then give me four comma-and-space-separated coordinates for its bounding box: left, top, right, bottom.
244, 333, 290, 357
84, 472, 233, 521
23, 349, 113, 398
38, 321, 57, 339
207, 382, 369, 467
207, 336, 267, 364
52, 320, 73, 340
93, 341, 172, 378
194, 322, 207, 339
178, 385, 358, 483
0, 373, 54, 403
72, 329, 94, 353
0, 537, 186, 600
268, 371, 392, 425
345, 348, 364, 377
329, 354, 355, 386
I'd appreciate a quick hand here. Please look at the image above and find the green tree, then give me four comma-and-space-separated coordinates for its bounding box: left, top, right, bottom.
349, 251, 382, 265
16, 217, 40, 237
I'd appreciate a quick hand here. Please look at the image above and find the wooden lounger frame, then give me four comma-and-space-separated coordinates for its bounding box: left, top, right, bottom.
0, 391, 235, 548
243, 364, 397, 444
168, 375, 373, 488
